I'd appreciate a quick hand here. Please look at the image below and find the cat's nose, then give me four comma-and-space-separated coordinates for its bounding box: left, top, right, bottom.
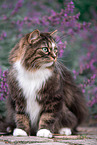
52, 55, 56, 59
49, 51, 57, 60
51, 53, 57, 60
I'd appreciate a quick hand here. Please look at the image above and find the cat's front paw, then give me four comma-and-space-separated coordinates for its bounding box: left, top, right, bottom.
13, 128, 27, 136
37, 129, 52, 138
59, 128, 72, 135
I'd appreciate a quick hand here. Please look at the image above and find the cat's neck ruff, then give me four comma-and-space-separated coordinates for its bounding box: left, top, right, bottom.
13, 60, 52, 125
14, 60, 52, 85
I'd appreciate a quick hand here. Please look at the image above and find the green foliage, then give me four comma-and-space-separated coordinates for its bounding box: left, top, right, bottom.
0, 101, 6, 118
74, 0, 97, 22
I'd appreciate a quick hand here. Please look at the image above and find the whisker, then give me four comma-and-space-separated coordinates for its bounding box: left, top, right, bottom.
57, 58, 73, 63
55, 61, 67, 80
56, 33, 71, 43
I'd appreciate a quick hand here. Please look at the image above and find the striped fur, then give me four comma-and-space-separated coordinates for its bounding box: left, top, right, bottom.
0, 30, 87, 136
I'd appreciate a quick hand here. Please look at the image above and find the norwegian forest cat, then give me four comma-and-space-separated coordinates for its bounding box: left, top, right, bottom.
0, 29, 87, 137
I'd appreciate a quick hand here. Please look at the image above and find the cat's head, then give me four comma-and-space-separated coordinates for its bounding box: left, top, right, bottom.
9, 29, 58, 70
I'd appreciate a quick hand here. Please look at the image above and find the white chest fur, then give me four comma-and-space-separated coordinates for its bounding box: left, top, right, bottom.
14, 60, 52, 125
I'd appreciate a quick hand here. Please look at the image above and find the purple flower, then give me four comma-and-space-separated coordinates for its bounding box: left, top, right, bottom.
1, 4, 7, 9
0, 70, 9, 100
11, 0, 24, 16
0, 31, 7, 40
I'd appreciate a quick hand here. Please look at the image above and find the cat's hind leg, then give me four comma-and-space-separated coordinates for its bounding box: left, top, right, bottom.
59, 106, 78, 135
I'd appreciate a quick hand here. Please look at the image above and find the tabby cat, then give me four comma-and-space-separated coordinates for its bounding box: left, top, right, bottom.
0, 29, 87, 137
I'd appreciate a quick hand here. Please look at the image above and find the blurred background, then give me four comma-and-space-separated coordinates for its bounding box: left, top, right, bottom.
0, 0, 97, 126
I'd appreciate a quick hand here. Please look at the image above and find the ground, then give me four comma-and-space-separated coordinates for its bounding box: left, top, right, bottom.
0, 127, 97, 145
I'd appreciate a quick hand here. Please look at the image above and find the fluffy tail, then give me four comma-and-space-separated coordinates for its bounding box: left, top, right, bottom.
70, 88, 88, 126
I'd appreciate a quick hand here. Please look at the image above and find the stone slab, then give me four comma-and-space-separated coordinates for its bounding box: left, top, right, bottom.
0, 127, 97, 145
0, 141, 11, 145
59, 139, 97, 145
19, 143, 69, 145
0, 136, 52, 144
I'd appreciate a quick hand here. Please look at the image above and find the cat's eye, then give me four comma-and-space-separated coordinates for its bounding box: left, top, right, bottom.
42, 47, 48, 52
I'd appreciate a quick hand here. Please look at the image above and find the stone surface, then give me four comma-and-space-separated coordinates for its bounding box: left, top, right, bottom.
18, 143, 69, 145
0, 127, 97, 145
0, 142, 11, 145
0, 135, 52, 142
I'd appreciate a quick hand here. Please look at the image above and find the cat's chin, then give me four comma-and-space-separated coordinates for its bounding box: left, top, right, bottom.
41, 62, 54, 68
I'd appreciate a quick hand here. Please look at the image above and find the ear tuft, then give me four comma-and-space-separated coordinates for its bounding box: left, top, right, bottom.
28, 29, 40, 44
50, 30, 58, 36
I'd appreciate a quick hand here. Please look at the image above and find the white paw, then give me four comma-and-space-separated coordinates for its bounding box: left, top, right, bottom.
59, 128, 72, 135
13, 128, 27, 136
37, 129, 52, 138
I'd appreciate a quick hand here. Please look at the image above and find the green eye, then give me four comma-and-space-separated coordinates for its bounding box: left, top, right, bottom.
42, 47, 48, 52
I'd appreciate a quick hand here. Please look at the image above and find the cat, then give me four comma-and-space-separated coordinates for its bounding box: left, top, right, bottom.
0, 29, 87, 137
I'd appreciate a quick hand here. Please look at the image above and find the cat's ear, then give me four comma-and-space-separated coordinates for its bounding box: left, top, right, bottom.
28, 29, 40, 44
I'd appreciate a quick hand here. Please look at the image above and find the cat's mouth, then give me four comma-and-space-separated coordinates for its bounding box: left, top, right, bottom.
41, 61, 54, 68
